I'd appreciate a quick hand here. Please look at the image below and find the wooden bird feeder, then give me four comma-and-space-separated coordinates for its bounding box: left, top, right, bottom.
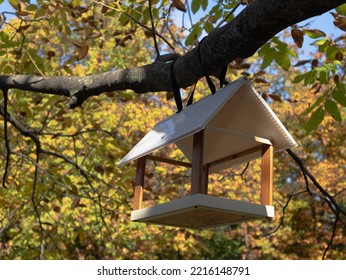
118, 77, 297, 229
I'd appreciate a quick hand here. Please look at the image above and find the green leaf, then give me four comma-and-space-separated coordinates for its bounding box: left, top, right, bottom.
332, 86, 346, 107
42, 95, 61, 110
204, 22, 214, 34
119, 11, 130, 26
333, 60, 343, 67
286, 47, 298, 58
185, 27, 201, 46
141, 7, 150, 24
27, 4, 37, 11
132, 6, 143, 22
258, 43, 270, 56
303, 28, 326, 39
105, 10, 117, 17
325, 46, 339, 60
292, 73, 307, 83
261, 48, 275, 69
8, 0, 20, 10
336, 4, 346, 16
324, 62, 337, 72
304, 107, 324, 133
319, 70, 329, 84
303, 89, 329, 115
311, 38, 329, 46
259, 43, 276, 69
304, 70, 317, 85
0, 0, 4, 4
271, 36, 286, 47
191, 0, 201, 14
35, 8, 47, 19
2, 41, 20, 48
201, 0, 208, 11
3, 65, 13, 74
0, 31, 10, 43
274, 51, 290, 71
325, 99, 342, 122
210, 3, 219, 13
318, 42, 329, 53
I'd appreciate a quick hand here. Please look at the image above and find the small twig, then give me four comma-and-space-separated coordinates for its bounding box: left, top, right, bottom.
287, 149, 346, 219
149, 0, 160, 58
263, 189, 308, 236
216, 2, 241, 29
2, 88, 10, 189
97, 194, 112, 237
2, 11, 47, 22
286, 148, 346, 258
218, 162, 250, 182
185, 0, 194, 30
25, 48, 47, 79
322, 212, 340, 260
94, 0, 175, 51
39, 128, 131, 148
333, 188, 346, 198
31, 143, 45, 259
0, 107, 128, 198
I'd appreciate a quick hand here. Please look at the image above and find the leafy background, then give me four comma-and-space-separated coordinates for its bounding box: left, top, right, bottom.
0, 0, 345, 259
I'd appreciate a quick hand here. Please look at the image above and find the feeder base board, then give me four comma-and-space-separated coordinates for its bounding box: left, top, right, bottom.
131, 194, 274, 229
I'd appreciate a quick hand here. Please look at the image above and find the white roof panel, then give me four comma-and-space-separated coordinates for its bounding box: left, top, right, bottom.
118, 77, 297, 170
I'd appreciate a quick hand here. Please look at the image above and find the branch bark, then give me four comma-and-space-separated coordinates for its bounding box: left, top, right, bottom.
0, 0, 345, 108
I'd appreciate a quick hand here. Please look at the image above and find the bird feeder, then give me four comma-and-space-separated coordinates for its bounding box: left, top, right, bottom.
117, 77, 297, 229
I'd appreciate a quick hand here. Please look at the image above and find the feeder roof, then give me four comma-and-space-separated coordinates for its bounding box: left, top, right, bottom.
118, 77, 297, 172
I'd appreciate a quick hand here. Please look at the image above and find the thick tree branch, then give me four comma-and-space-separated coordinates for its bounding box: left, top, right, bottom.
0, 0, 345, 108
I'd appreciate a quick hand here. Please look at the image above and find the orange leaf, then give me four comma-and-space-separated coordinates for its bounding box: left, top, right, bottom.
269, 94, 282, 102
294, 59, 311, 67
331, 12, 346, 32
78, 43, 89, 60
291, 28, 304, 48
171, 0, 186, 12
262, 92, 269, 101
254, 77, 269, 85
72, 39, 84, 48
311, 59, 318, 69
335, 51, 343, 61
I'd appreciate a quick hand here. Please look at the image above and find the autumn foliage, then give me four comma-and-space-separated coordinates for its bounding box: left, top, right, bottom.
0, 0, 345, 259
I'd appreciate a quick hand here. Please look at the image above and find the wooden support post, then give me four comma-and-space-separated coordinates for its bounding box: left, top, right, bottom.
201, 165, 209, 195
133, 185, 144, 211
191, 130, 208, 194
133, 156, 146, 210
261, 144, 273, 205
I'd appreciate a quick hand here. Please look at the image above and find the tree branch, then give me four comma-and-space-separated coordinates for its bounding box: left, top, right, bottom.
263, 189, 308, 237
1, 89, 10, 188
287, 149, 346, 221
149, 0, 160, 58
286, 148, 346, 259
0, 0, 344, 108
